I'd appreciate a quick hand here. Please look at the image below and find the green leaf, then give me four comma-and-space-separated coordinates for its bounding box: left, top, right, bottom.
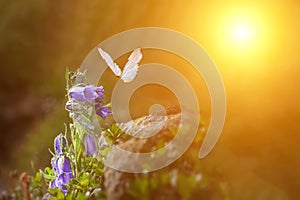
57, 190, 65, 200
77, 192, 88, 200
45, 167, 54, 175
35, 172, 42, 182
65, 193, 73, 200
80, 178, 89, 187
40, 168, 55, 179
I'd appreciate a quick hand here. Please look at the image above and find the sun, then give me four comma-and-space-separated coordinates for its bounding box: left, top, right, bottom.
196, 5, 276, 65
228, 21, 255, 47
191, 3, 276, 61
233, 24, 251, 41
214, 12, 268, 58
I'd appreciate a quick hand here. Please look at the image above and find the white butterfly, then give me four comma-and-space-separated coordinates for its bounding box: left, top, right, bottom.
97, 47, 143, 83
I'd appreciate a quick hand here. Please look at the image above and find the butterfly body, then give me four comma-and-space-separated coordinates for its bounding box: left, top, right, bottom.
97, 47, 142, 83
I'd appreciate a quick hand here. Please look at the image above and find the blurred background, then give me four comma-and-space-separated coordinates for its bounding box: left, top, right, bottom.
0, 0, 299, 199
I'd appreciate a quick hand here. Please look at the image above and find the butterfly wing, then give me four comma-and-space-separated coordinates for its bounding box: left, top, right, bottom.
97, 47, 122, 77
121, 48, 143, 83
121, 64, 139, 83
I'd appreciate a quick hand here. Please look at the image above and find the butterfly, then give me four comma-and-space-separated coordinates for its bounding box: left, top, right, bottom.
97, 47, 143, 83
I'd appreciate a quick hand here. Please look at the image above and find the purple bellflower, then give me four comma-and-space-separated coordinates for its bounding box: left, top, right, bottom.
95, 104, 112, 120
84, 134, 98, 157
49, 135, 73, 196
50, 156, 73, 194
69, 85, 104, 103
68, 84, 112, 120
55, 156, 72, 174
55, 172, 73, 193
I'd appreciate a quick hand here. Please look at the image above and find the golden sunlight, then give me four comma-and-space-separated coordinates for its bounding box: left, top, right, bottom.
190, 2, 280, 65
225, 18, 257, 51
232, 24, 252, 43
206, 5, 276, 63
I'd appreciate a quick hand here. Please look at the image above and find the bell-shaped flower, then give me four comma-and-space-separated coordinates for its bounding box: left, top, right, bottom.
56, 172, 73, 186
55, 156, 72, 174
65, 98, 82, 112
55, 172, 73, 194
49, 155, 73, 195
69, 85, 104, 103
95, 104, 112, 119
84, 134, 98, 157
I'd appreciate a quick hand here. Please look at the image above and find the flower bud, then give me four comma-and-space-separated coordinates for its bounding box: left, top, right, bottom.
65, 99, 81, 112
54, 134, 67, 155
95, 104, 112, 119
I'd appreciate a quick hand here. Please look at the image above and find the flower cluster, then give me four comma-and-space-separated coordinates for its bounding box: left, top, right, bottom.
66, 83, 112, 158
42, 71, 113, 198
68, 85, 112, 120
49, 134, 73, 194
